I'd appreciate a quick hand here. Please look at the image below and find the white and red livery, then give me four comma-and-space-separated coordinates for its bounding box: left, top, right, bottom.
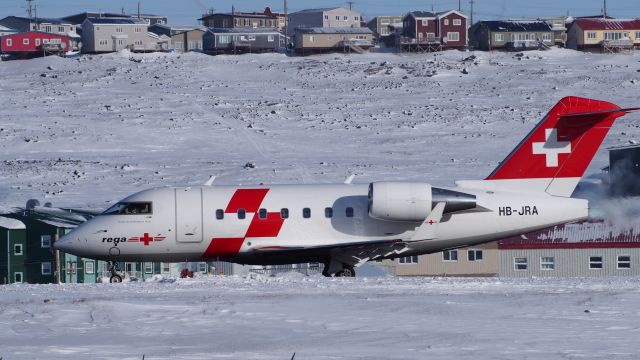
55, 97, 639, 281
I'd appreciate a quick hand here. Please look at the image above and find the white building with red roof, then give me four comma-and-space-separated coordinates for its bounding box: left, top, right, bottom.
567, 18, 640, 51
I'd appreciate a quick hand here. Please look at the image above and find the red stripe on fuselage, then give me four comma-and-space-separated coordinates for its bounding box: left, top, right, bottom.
225, 188, 269, 213
203, 238, 246, 258
245, 212, 285, 238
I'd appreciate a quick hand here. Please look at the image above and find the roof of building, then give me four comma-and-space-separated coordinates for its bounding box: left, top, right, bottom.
0, 24, 17, 32
498, 220, 640, 249
0, 216, 26, 230
478, 20, 552, 32
573, 18, 640, 31
199, 12, 273, 20
292, 8, 343, 14
407, 11, 437, 18
206, 27, 280, 34
1, 15, 71, 25
295, 27, 373, 34
86, 17, 148, 25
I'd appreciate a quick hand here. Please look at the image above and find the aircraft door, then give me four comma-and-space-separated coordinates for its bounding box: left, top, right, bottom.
175, 188, 204, 243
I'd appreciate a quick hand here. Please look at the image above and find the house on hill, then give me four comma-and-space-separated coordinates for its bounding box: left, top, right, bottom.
399, 10, 468, 52
567, 18, 640, 53
469, 20, 554, 51
0, 31, 78, 57
288, 7, 362, 31
82, 17, 169, 53
203, 28, 281, 54
294, 27, 373, 55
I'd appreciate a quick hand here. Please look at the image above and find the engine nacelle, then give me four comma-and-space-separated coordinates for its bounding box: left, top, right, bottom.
368, 182, 476, 222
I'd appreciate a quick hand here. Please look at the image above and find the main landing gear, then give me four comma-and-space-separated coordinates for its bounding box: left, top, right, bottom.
107, 261, 123, 283
322, 262, 356, 277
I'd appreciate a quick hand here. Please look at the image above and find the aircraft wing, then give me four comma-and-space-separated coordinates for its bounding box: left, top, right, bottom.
251, 239, 411, 268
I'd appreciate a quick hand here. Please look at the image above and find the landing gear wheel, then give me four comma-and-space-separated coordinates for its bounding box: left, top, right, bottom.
335, 266, 356, 277
107, 261, 123, 283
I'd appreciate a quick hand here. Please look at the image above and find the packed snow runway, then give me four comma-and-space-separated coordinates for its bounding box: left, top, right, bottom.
1, 275, 640, 359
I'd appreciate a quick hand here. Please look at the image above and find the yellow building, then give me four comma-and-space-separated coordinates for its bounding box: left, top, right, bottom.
567, 18, 640, 52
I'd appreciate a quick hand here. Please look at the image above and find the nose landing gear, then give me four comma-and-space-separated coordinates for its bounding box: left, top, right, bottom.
107, 261, 123, 283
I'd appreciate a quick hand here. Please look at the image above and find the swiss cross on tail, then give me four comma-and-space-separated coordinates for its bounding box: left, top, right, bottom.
485, 97, 639, 196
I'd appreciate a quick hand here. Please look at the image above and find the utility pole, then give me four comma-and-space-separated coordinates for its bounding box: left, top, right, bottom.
469, 0, 475, 26
284, 0, 288, 47
347, 1, 355, 11
26, 0, 33, 18
603, 0, 607, 18
137, 0, 141, 18
54, 233, 61, 284
459, 0, 462, 12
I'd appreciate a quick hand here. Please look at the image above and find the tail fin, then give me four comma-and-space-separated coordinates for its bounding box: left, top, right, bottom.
485, 96, 639, 197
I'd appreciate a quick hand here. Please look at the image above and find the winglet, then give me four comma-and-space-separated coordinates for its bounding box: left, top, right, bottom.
203, 175, 217, 186
411, 202, 446, 241
344, 174, 356, 184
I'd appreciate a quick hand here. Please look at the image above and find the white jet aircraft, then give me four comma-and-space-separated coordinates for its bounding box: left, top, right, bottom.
55, 97, 639, 281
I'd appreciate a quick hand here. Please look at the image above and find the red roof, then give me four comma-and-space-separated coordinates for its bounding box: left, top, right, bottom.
574, 18, 640, 31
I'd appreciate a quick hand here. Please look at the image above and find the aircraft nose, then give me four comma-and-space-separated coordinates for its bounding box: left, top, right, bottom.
54, 233, 85, 255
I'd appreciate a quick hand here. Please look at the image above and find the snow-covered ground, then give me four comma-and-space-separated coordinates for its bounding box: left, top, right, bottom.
1, 49, 639, 211
1, 275, 640, 359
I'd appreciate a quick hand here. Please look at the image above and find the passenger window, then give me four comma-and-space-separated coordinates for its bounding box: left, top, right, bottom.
346, 207, 354, 218
238, 208, 246, 219
216, 209, 224, 220
258, 208, 267, 219
280, 208, 289, 219
325, 207, 333, 218
303, 208, 311, 218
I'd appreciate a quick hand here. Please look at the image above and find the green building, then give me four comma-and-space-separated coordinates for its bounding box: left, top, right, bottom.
0, 217, 27, 284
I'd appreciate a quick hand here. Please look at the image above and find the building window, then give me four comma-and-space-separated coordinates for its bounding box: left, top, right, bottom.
635, 31, 640, 39
135, 27, 141, 33
162, 263, 171, 272
540, 256, 555, 270
14, 244, 23, 255
399, 256, 418, 264
443, 249, 458, 262
447, 32, 460, 41
23, 38, 29, 45
309, 35, 315, 42
35, 38, 40, 46
58, 26, 64, 32
542, 33, 552, 42
116, 26, 123, 33
468, 249, 483, 261
244, 19, 250, 27
343, 16, 348, 20
235, 18, 240, 27
280, 208, 289, 219
198, 262, 207, 272
453, 19, 462, 26
324, 15, 329, 20
41, 235, 51, 248
6, 38, 12, 46
85, 261, 95, 274
248, 35, 256, 41
258, 208, 267, 219
324, 207, 333, 218
41, 262, 52, 275
14, 272, 23, 283
444, 19, 449, 25
237, 208, 246, 219
336, 16, 340, 20
604, 32, 622, 41
589, 256, 603, 269
144, 262, 153, 274
216, 209, 224, 220
45, 25, 52, 32
218, 35, 230, 44
268, 35, 274, 42
303, 208, 311, 218
494, 33, 504, 42
422, 19, 428, 26
346, 207, 354, 218
617, 255, 631, 269
514, 257, 528, 271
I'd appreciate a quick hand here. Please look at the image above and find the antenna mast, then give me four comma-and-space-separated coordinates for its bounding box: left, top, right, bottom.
347, 1, 355, 11
26, 0, 34, 18
469, 0, 475, 26
603, 0, 607, 18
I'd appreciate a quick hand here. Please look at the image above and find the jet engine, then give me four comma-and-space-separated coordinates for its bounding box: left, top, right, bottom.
368, 182, 477, 222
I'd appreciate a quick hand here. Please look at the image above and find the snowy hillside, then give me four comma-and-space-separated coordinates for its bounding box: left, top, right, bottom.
2, 275, 640, 359
1, 49, 639, 211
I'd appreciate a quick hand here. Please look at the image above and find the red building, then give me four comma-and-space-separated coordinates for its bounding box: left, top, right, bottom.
0, 31, 77, 57
400, 10, 468, 50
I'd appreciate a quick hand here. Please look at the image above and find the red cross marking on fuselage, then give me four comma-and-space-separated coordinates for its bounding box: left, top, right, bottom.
427, 220, 437, 225
141, 233, 153, 246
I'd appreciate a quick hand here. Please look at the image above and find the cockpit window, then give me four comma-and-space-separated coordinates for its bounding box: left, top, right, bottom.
103, 202, 153, 215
